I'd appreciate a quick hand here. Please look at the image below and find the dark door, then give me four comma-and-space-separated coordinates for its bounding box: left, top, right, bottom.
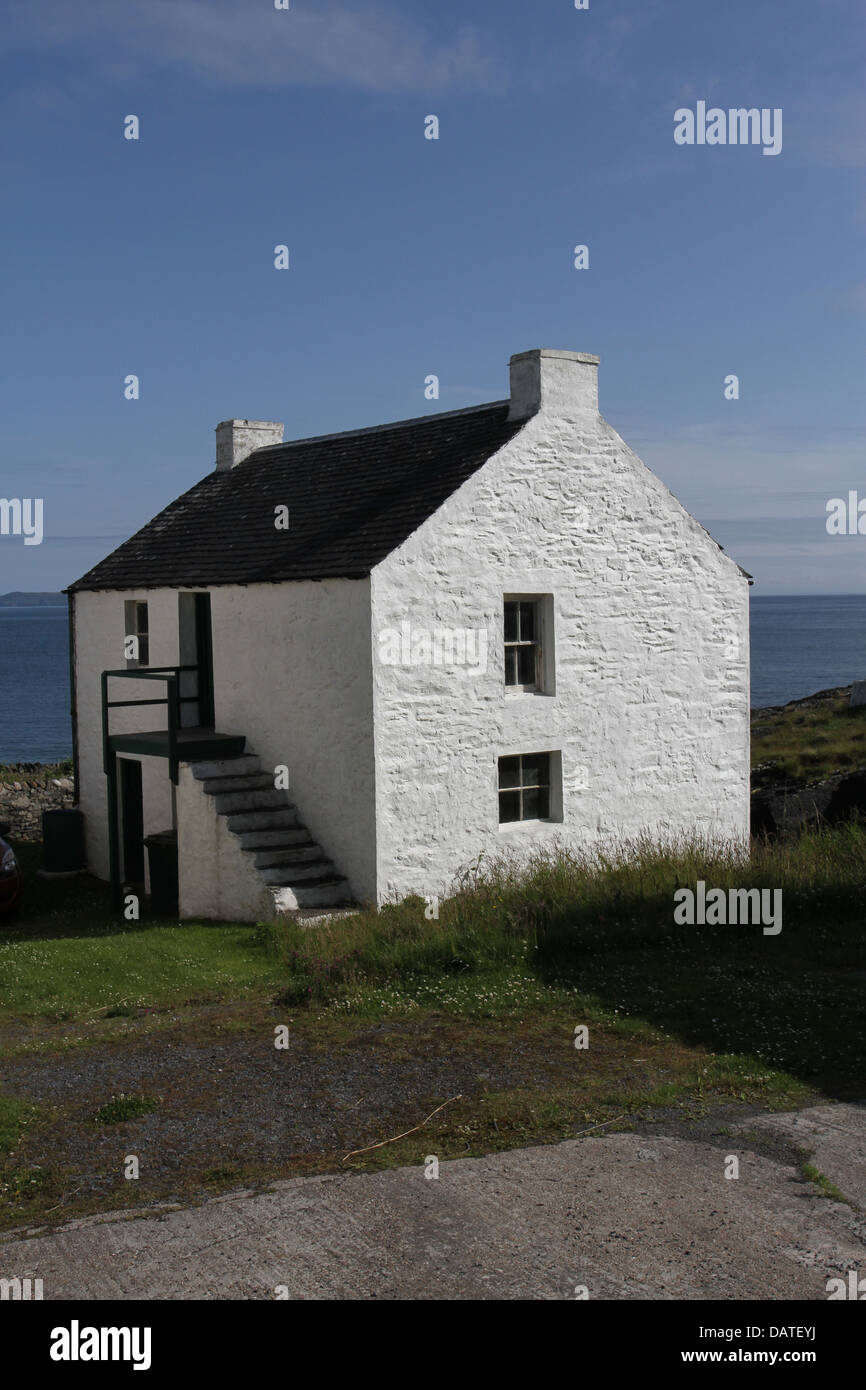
193, 593, 215, 728
120, 760, 144, 885
178, 592, 215, 728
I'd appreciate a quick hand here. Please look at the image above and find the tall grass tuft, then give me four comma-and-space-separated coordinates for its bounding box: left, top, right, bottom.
264, 823, 866, 1005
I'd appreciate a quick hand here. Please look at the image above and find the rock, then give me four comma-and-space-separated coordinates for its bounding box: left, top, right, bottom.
752, 767, 866, 837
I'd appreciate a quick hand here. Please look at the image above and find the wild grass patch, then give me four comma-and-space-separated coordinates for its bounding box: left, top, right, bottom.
90, 1094, 159, 1126
264, 826, 866, 1098
0, 1092, 37, 1155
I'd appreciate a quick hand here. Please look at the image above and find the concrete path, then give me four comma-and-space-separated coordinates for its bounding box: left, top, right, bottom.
2, 1104, 864, 1300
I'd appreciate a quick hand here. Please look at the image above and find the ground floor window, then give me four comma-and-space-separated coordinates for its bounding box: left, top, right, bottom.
498, 751, 552, 823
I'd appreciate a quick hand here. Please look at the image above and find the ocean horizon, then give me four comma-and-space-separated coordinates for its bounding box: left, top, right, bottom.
0, 595, 864, 764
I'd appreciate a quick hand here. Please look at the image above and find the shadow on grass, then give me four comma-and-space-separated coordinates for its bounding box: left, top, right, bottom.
3, 843, 258, 943
534, 906, 865, 1102
265, 826, 866, 1105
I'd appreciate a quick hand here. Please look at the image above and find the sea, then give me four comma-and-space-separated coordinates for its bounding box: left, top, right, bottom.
0, 596, 865, 763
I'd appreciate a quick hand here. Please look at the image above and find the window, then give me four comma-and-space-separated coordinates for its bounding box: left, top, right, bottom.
504, 599, 540, 689
124, 600, 149, 668
498, 752, 551, 823
504, 594, 555, 693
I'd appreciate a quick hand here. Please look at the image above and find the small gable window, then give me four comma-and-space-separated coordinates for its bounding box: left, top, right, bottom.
124, 600, 149, 668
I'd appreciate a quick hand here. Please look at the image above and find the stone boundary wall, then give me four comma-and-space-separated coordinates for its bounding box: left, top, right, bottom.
0, 765, 75, 841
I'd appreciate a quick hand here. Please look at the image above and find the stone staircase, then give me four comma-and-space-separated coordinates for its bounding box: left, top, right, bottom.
188, 751, 354, 913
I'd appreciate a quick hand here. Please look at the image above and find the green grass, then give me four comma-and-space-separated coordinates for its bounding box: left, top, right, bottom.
4, 826, 865, 1104
752, 690, 866, 782
0, 847, 283, 1022
0, 758, 71, 787
2, 800, 864, 1228
0, 922, 284, 1021
259, 824, 866, 1098
0, 1092, 45, 1212
0, 1092, 37, 1154
801, 1162, 849, 1205
90, 1094, 159, 1125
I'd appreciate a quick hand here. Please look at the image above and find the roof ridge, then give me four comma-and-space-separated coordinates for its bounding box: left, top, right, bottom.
250, 398, 510, 456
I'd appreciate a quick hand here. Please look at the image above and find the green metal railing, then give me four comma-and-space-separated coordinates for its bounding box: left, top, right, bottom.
101, 665, 200, 784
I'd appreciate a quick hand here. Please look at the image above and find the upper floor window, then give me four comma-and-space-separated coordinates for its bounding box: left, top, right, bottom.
504, 599, 540, 689
124, 599, 149, 668
504, 594, 556, 693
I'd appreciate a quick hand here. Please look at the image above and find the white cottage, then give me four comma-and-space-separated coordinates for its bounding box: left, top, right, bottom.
67, 348, 750, 920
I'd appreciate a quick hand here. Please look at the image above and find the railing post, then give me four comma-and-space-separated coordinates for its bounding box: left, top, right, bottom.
106, 750, 121, 913
167, 674, 178, 784
101, 670, 110, 775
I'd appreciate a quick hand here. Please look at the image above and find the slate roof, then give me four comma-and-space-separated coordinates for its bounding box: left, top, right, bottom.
69, 401, 521, 592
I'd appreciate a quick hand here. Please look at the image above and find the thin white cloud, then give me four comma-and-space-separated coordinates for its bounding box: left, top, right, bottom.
2, 0, 503, 94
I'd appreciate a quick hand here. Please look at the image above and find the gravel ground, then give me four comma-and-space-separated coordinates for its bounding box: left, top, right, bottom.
2, 1019, 569, 1197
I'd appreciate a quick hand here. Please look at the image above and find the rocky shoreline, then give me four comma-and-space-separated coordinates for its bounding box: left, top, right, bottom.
751, 684, 866, 835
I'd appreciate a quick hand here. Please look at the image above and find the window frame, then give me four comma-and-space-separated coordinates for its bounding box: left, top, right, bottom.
498, 751, 552, 824
503, 593, 555, 696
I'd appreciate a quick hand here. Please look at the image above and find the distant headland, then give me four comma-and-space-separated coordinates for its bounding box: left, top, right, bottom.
0, 592, 66, 607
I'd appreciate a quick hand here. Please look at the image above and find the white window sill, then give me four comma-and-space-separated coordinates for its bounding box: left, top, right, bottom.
504, 687, 554, 698
497, 818, 560, 832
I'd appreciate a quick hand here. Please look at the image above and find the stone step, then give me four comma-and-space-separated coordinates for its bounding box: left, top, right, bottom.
272, 879, 353, 911
260, 859, 334, 885
214, 788, 292, 815
292, 907, 361, 926
225, 808, 299, 834
251, 844, 321, 869
237, 827, 312, 851
202, 772, 277, 796
190, 754, 261, 781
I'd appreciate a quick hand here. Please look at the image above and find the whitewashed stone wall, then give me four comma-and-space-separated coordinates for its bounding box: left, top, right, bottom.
208, 579, 376, 902
370, 354, 750, 904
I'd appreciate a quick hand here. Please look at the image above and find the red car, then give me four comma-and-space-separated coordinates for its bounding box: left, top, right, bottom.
0, 821, 21, 916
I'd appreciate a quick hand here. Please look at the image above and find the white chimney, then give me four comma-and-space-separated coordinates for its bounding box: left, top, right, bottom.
215, 419, 284, 471
507, 349, 600, 422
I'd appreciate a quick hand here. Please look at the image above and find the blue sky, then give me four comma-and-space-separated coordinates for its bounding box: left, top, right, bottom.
0, 0, 863, 594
